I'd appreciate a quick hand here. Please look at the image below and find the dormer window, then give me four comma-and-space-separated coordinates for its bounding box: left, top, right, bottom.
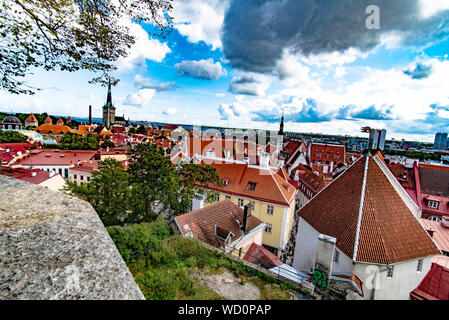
428, 201, 439, 209
247, 182, 257, 191
223, 178, 230, 186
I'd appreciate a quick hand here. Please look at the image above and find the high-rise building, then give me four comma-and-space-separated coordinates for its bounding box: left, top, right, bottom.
102, 81, 115, 129
368, 129, 386, 151
434, 132, 448, 150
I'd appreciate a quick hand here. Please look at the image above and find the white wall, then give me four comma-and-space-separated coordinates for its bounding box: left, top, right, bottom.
292, 217, 353, 275
353, 256, 434, 300
39, 175, 67, 192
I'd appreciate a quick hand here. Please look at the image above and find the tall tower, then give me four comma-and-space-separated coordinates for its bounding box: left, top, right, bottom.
277, 111, 284, 152
102, 81, 115, 129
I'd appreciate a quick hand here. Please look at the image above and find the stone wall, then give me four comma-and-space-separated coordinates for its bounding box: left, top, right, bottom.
0, 175, 144, 300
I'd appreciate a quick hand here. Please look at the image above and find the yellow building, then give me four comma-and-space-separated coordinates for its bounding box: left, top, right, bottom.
193, 161, 297, 256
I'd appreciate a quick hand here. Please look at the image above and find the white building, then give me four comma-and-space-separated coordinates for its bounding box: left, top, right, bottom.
292, 153, 441, 300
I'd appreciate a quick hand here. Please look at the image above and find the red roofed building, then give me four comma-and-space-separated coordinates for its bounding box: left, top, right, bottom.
56, 118, 64, 125
44, 115, 52, 124
192, 160, 297, 256
24, 113, 39, 128
0, 167, 66, 192
290, 164, 325, 208
243, 242, 283, 269
292, 153, 440, 300
175, 201, 265, 255
0, 143, 32, 166
308, 143, 345, 177
13, 149, 96, 179
410, 263, 449, 300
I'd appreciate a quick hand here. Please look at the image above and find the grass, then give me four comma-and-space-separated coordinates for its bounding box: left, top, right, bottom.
108, 217, 309, 300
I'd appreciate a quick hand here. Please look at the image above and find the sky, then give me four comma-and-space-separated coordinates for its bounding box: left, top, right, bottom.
2, 0, 449, 142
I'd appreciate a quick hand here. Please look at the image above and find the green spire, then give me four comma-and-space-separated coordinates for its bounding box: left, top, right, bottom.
106, 80, 112, 107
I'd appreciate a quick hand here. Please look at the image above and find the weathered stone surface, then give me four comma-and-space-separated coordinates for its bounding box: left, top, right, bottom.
0, 175, 145, 300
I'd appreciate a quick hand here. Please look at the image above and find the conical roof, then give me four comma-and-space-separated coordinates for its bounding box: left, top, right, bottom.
299, 153, 440, 264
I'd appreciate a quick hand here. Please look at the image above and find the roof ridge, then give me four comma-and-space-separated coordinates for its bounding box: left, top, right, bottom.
269, 169, 290, 204
352, 156, 369, 262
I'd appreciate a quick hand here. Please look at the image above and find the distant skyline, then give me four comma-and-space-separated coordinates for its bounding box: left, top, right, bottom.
2, 0, 449, 143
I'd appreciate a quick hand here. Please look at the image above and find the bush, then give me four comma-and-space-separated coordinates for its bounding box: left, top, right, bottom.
107, 216, 172, 262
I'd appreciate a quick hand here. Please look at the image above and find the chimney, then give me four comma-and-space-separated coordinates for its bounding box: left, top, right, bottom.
313, 234, 337, 299
89, 105, 92, 124
242, 203, 253, 234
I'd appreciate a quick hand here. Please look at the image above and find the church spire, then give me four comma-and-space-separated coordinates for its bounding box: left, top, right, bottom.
278, 110, 284, 136
106, 80, 113, 107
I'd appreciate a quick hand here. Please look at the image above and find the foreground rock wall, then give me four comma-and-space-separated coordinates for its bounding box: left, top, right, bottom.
0, 175, 144, 300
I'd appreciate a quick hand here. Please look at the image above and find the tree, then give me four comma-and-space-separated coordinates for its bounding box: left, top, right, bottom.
173, 163, 222, 218
1, 0, 173, 94
136, 125, 147, 135
59, 132, 99, 150
0, 130, 28, 143
101, 137, 115, 149
127, 143, 178, 222
64, 158, 130, 226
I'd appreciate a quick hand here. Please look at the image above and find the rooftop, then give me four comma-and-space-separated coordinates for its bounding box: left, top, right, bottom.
299, 154, 440, 265
175, 200, 264, 249
16, 149, 96, 166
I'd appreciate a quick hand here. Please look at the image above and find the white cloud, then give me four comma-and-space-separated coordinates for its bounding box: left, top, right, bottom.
175, 58, 227, 80
275, 51, 310, 86
419, 0, 449, 18
116, 20, 171, 72
173, 0, 229, 49
229, 73, 271, 96
124, 89, 156, 107
162, 108, 177, 116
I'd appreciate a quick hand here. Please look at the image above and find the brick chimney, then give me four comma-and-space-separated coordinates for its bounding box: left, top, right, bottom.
242, 203, 253, 234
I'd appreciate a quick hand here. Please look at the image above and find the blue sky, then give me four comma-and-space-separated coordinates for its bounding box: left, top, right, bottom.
2, 0, 449, 142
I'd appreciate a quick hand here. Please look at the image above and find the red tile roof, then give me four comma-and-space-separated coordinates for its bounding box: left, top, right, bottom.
0, 143, 32, 165
175, 200, 264, 248
24, 113, 38, 124
0, 167, 61, 185
243, 242, 283, 269
410, 263, 449, 300
198, 161, 296, 206
299, 155, 440, 265
16, 149, 96, 166
35, 124, 74, 134
419, 218, 449, 254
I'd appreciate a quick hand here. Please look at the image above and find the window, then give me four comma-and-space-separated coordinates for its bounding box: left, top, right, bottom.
238, 198, 244, 207
223, 178, 230, 186
387, 265, 394, 279
428, 201, 439, 209
74, 174, 77, 180
249, 201, 255, 211
266, 205, 274, 216
87, 177, 90, 182
417, 259, 423, 272
247, 182, 257, 191
334, 250, 340, 264
264, 223, 272, 234
80, 175, 84, 181
225, 195, 231, 200
215, 194, 220, 202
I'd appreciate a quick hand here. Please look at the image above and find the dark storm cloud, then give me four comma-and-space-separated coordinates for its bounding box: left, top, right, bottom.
221, 0, 449, 73
229, 74, 266, 96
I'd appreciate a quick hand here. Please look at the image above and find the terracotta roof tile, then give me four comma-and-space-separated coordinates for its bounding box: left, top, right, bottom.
299, 155, 440, 265
175, 200, 264, 248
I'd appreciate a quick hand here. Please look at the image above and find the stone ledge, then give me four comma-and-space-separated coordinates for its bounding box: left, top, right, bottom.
0, 175, 145, 300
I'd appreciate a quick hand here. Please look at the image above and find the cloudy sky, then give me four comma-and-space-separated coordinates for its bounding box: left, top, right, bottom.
2, 0, 449, 142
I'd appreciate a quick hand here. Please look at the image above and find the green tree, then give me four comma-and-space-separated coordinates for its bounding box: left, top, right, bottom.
64, 158, 130, 226
1, 0, 173, 94
0, 130, 28, 143
137, 125, 147, 135
101, 137, 115, 149
127, 143, 178, 222
59, 132, 99, 150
